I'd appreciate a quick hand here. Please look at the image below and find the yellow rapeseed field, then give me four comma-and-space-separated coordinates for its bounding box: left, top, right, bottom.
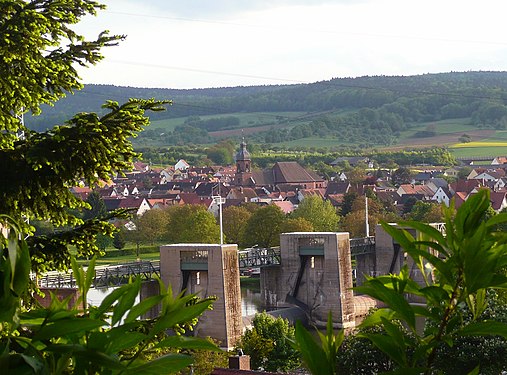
451, 141, 507, 148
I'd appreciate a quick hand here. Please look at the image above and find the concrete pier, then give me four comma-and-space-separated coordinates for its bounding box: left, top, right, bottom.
160, 243, 242, 349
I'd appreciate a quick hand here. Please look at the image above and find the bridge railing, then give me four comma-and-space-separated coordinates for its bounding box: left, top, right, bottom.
35, 260, 161, 289
350, 236, 376, 256
239, 247, 281, 269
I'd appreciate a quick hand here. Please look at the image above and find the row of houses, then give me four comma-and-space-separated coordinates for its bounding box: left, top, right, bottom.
70, 142, 507, 218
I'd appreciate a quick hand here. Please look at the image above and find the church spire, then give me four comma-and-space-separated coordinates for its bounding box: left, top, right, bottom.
235, 139, 252, 185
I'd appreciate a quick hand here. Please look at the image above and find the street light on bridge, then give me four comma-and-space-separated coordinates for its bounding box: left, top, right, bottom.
213, 172, 225, 244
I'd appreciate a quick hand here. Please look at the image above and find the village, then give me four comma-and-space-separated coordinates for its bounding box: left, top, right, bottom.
69, 142, 507, 234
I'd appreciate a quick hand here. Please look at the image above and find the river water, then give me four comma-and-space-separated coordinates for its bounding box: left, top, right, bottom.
241, 283, 263, 316
87, 280, 263, 317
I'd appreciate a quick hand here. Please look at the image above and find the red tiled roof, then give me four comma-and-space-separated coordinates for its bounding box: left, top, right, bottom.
450, 179, 482, 194
272, 201, 295, 214
178, 193, 212, 208
211, 369, 278, 375
490, 191, 507, 210
272, 162, 324, 184
398, 184, 434, 196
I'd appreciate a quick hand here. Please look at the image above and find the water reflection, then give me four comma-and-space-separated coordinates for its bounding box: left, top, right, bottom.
86, 281, 263, 317
241, 285, 263, 316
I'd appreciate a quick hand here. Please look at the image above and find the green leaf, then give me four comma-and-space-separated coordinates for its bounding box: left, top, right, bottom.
95, 285, 131, 318
359, 308, 396, 328
85, 256, 97, 291
293, 320, 333, 375
71, 257, 83, 292
466, 289, 487, 320
32, 318, 105, 341
124, 353, 193, 374
107, 332, 147, 354
124, 294, 165, 324
154, 336, 221, 351
355, 278, 416, 330
112, 278, 141, 326
381, 318, 408, 355
458, 321, 507, 339
397, 220, 448, 256
73, 348, 127, 370
152, 299, 214, 335
360, 332, 406, 367
467, 365, 480, 375
8, 229, 30, 296
485, 212, 507, 228
419, 285, 451, 306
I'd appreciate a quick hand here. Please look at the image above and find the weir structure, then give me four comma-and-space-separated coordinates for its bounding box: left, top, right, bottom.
260, 232, 357, 328
156, 224, 443, 344
159, 243, 242, 349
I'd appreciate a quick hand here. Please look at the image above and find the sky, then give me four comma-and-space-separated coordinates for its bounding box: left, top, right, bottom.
75, 0, 507, 89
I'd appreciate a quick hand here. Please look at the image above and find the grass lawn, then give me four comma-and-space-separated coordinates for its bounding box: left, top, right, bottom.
77, 251, 161, 266
281, 137, 356, 148
398, 118, 474, 140
450, 144, 507, 158
149, 111, 307, 133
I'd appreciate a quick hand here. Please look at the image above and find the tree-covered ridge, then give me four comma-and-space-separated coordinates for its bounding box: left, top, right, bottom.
26, 71, 507, 147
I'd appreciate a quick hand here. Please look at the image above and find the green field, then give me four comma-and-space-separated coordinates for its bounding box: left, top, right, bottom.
480, 130, 507, 141
449, 144, 507, 158
398, 118, 474, 140
145, 113, 507, 159
149, 111, 307, 132
280, 137, 356, 148
78, 251, 160, 266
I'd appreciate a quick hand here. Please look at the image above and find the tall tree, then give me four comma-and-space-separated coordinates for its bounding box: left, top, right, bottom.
408, 201, 444, 222
279, 217, 314, 233
0, 0, 168, 272
291, 195, 339, 232
239, 312, 300, 372
165, 205, 220, 244
136, 209, 169, 244
222, 206, 251, 245
243, 205, 285, 248
391, 167, 413, 186
0, 2, 218, 373
83, 191, 107, 220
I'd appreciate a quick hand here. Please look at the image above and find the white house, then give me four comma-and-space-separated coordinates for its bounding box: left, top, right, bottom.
492, 157, 507, 165
472, 170, 504, 182
160, 168, 174, 183
175, 159, 190, 171
432, 187, 452, 207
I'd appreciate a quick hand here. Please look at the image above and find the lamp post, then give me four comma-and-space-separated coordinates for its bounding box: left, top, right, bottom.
213, 173, 225, 244
365, 196, 370, 237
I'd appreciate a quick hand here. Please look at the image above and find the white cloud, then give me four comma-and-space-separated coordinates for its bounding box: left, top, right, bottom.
75, 0, 507, 89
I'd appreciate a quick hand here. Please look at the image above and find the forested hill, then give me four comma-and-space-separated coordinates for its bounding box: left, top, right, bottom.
25, 71, 507, 147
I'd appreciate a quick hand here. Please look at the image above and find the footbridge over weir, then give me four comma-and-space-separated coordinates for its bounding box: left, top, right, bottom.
38, 225, 439, 349
159, 225, 428, 348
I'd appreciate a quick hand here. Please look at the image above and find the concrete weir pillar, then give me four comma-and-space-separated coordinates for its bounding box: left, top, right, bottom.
276, 232, 355, 329
160, 244, 242, 349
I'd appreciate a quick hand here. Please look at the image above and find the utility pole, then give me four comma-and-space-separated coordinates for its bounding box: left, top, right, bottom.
213, 172, 225, 244
365, 196, 370, 237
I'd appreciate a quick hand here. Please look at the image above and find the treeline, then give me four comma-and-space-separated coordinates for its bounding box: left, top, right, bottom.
137, 144, 456, 168
24, 71, 507, 150
25, 71, 507, 135
136, 116, 241, 146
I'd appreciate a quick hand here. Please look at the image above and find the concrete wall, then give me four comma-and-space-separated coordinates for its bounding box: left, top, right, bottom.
264, 232, 355, 328
140, 280, 160, 319
160, 244, 242, 349
36, 288, 80, 308
374, 224, 405, 276
373, 223, 441, 304
355, 252, 376, 286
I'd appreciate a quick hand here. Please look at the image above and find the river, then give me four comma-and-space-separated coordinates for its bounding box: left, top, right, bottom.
87, 279, 263, 317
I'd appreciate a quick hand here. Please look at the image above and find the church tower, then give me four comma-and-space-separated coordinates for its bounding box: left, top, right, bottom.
235, 139, 252, 186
